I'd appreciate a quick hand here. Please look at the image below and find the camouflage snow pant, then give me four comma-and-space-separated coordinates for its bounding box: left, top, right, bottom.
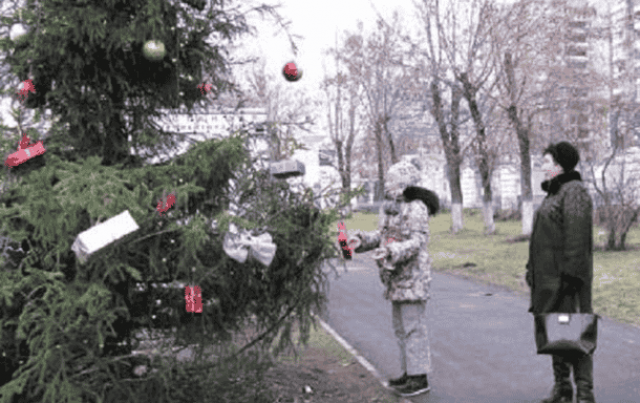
392, 300, 432, 376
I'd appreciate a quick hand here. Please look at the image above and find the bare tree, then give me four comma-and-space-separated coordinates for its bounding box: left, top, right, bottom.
577, 2, 640, 251
333, 15, 418, 201
488, 0, 601, 234
583, 140, 640, 250
435, 0, 501, 234
488, 0, 561, 235
320, 32, 366, 204
391, 0, 468, 233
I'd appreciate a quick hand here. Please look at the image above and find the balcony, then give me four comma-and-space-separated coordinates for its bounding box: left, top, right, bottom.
568, 21, 587, 29
567, 33, 587, 42
566, 46, 587, 57
567, 60, 587, 69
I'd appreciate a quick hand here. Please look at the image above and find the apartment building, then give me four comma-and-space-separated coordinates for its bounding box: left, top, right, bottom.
608, 0, 640, 148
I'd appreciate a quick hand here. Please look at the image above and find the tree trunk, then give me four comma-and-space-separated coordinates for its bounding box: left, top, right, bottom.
102, 85, 130, 166
344, 143, 352, 191
605, 205, 640, 250
430, 80, 464, 233
336, 139, 346, 187
375, 118, 385, 200
459, 72, 494, 234
606, 228, 620, 251
383, 114, 398, 164
507, 106, 535, 235
344, 95, 357, 195
103, 111, 129, 166
505, 53, 535, 235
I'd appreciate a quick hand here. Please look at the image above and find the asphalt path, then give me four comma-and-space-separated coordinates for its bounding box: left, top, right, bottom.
318, 254, 640, 403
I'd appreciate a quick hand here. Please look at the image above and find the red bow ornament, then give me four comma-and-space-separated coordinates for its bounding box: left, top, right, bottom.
156, 193, 176, 215
197, 83, 213, 95
4, 134, 46, 168
17, 79, 36, 103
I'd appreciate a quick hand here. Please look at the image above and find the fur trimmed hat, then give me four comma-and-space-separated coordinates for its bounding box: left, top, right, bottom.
386, 160, 421, 191
544, 141, 580, 173
403, 186, 440, 216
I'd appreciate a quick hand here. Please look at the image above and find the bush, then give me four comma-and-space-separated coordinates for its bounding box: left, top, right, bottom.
494, 209, 522, 221
593, 205, 640, 228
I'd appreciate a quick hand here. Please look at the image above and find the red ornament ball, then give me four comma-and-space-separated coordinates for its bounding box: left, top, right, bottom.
283, 62, 303, 82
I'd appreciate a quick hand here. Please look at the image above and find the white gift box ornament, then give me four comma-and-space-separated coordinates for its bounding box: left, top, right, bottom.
223, 223, 276, 266
270, 159, 305, 179
72, 210, 140, 264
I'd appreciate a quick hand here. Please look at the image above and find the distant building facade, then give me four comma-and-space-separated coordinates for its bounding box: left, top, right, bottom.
134, 105, 268, 164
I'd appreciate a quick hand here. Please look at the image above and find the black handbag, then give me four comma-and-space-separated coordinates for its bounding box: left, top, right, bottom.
534, 292, 599, 356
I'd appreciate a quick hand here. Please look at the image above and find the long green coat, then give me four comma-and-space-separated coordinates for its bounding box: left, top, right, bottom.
526, 170, 593, 315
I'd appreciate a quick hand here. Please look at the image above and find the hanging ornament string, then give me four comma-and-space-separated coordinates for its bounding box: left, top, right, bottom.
15, 0, 42, 137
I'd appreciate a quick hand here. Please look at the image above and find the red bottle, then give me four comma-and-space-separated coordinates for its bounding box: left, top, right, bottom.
337, 222, 353, 260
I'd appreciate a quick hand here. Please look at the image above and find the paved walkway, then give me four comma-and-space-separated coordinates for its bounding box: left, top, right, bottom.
318, 255, 640, 403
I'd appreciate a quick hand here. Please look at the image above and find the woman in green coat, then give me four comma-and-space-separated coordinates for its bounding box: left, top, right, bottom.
527, 141, 595, 403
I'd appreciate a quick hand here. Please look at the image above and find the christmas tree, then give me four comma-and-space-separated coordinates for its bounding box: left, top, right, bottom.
0, 1, 357, 402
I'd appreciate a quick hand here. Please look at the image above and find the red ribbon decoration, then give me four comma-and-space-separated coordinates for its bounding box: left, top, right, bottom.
156, 193, 176, 215
184, 285, 202, 313
4, 134, 46, 168
17, 79, 36, 103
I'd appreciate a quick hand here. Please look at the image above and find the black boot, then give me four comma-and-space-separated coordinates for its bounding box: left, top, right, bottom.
388, 372, 408, 386
542, 355, 573, 403
394, 374, 430, 397
574, 353, 595, 403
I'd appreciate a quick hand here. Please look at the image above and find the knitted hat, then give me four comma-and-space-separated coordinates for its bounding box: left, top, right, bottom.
547, 141, 580, 172
386, 160, 421, 192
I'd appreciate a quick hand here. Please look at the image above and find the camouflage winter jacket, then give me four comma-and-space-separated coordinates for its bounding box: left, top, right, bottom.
353, 196, 432, 301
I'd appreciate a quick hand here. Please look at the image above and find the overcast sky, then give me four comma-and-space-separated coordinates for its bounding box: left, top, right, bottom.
236, 0, 422, 91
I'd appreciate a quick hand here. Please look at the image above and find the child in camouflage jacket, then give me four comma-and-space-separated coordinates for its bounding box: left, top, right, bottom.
347, 160, 439, 397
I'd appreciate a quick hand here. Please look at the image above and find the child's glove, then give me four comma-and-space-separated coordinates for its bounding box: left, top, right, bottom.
346, 229, 363, 252
372, 247, 390, 263
346, 236, 361, 251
